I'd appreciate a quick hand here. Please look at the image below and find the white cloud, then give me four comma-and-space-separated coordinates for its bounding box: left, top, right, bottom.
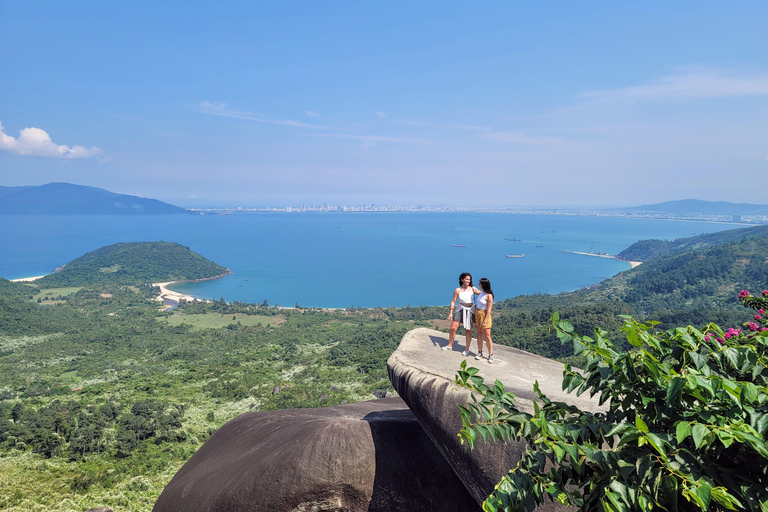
196, 101, 328, 129
578, 70, 768, 105
375, 111, 388, 118
396, 120, 492, 132
306, 110, 321, 117
307, 133, 435, 145
0, 121, 102, 159
478, 131, 564, 145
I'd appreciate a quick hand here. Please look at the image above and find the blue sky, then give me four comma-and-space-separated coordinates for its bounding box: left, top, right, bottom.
1, 1, 766, 208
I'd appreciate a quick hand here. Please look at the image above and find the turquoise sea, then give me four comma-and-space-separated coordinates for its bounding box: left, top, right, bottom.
0, 213, 735, 308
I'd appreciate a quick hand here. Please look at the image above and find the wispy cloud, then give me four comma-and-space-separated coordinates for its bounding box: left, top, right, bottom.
478, 131, 564, 145
306, 110, 321, 117
196, 101, 328, 129
307, 133, 435, 145
578, 70, 768, 105
395, 120, 492, 132
0, 121, 103, 159
375, 111, 388, 118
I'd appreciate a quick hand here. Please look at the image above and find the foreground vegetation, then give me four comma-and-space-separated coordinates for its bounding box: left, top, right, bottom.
458, 291, 768, 512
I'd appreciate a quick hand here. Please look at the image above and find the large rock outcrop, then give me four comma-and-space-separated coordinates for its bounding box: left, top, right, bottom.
153, 397, 478, 512
387, 328, 605, 509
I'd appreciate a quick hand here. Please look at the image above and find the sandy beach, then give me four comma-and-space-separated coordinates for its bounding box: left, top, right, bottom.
10, 275, 46, 282
153, 282, 201, 304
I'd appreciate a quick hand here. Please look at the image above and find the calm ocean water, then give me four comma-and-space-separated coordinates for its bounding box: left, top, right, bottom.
0, 213, 734, 308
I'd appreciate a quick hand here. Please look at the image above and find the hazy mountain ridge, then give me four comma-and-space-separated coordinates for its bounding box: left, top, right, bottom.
0, 182, 187, 215
621, 198, 768, 216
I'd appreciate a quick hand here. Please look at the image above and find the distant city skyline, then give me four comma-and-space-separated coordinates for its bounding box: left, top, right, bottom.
2, 2, 767, 208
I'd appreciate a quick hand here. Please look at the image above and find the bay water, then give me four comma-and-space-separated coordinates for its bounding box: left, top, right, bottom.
0, 213, 734, 308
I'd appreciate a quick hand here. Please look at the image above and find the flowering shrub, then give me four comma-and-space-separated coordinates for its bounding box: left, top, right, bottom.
456, 293, 768, 512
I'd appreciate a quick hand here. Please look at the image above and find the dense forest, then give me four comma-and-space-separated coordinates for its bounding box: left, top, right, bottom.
1, 228, 767, 510
36, 241, 229, 288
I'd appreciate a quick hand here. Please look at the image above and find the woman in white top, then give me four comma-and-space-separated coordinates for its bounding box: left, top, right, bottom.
444, 272, 480, 355
474, 277, 494, 363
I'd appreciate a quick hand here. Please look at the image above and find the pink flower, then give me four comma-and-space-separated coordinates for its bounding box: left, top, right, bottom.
756, 315, 762, 321
763, 290, 768, 297
760, 309, 765, 315
704, 335, 711, 341
748, 322, 760, 331
739, 290, 750, 299
717, 338, 724, 344
724, 333, 731, 339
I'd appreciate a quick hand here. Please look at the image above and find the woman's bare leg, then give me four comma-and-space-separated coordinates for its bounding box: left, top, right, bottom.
464, 327, 473, 353
447, 321, 459, 348
484, 328, 494, 362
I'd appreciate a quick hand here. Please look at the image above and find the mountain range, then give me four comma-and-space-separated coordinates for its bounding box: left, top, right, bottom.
0, 182, 187, 215
621, 199, 768, 216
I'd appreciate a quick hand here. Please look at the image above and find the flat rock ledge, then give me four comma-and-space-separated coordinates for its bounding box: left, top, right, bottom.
153, 397, 478, 512
387, 328, 605, 509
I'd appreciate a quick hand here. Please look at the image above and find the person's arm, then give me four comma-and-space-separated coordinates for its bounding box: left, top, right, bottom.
483, 295, 493, 328
448, 288, 459, 320
472, 286, 481, 295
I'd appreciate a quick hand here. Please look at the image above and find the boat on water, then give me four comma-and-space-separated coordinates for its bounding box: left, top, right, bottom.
506, 254, 525, 258
503, 237, 520, 241
452, 244, 467, 247
536, 245, 544, 248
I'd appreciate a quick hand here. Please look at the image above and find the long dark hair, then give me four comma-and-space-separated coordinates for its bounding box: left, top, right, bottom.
458, 272, 473, 286
478, 277, 494, 297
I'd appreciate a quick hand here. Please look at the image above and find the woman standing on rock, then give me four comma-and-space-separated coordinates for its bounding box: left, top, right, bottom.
474, 277, 494, 363
444, 272, 480, 355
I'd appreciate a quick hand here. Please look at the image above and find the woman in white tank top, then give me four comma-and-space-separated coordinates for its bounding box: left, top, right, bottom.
444, 272, 480, 356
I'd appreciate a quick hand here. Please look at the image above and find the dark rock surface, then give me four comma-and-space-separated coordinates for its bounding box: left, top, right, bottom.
153, 397, 478, 512
387, 328, 605, 510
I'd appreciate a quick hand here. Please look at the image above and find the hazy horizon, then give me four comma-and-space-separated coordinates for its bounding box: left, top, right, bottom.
2, 2, 767, 208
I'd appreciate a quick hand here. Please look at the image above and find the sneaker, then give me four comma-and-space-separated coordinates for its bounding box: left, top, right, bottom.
475, 352, 484, 360
488, 355, 494, 364
461, 350, 469, 356
441, 345, 452, 351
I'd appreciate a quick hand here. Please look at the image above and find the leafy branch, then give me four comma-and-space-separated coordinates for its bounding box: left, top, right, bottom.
455, 300, 768, 512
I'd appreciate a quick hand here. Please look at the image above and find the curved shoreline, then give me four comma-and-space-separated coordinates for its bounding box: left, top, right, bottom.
153, 270, 233, 304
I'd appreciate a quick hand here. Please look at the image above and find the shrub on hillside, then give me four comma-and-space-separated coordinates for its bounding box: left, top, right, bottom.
456, 292, 768, 512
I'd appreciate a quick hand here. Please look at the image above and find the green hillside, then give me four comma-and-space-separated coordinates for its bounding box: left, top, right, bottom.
617, 224, 768, 261
36, 242, 229, 288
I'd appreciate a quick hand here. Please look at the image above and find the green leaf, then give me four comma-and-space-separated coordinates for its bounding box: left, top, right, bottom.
692, 423, 709, 449
691, 483, 712, 510
609, 480, 630, 506
743, 382, 759, 404
635, 415, 649, 433
717, 430, 734, 448
646, 433, 667, 459
666, 376, 685, 407
676, 421, 692, 444
606, 423, 635, 437
552, 443, 565, 462
550, 312, 559, 323
626, 329, 644, 347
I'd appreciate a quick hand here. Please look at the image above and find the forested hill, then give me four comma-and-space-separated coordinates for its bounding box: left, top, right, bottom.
0, 182, 188, 215
36, 241, 229, 287
617, 225, 768, 262
492, 233, 768, 358
593, 235, 768, 316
